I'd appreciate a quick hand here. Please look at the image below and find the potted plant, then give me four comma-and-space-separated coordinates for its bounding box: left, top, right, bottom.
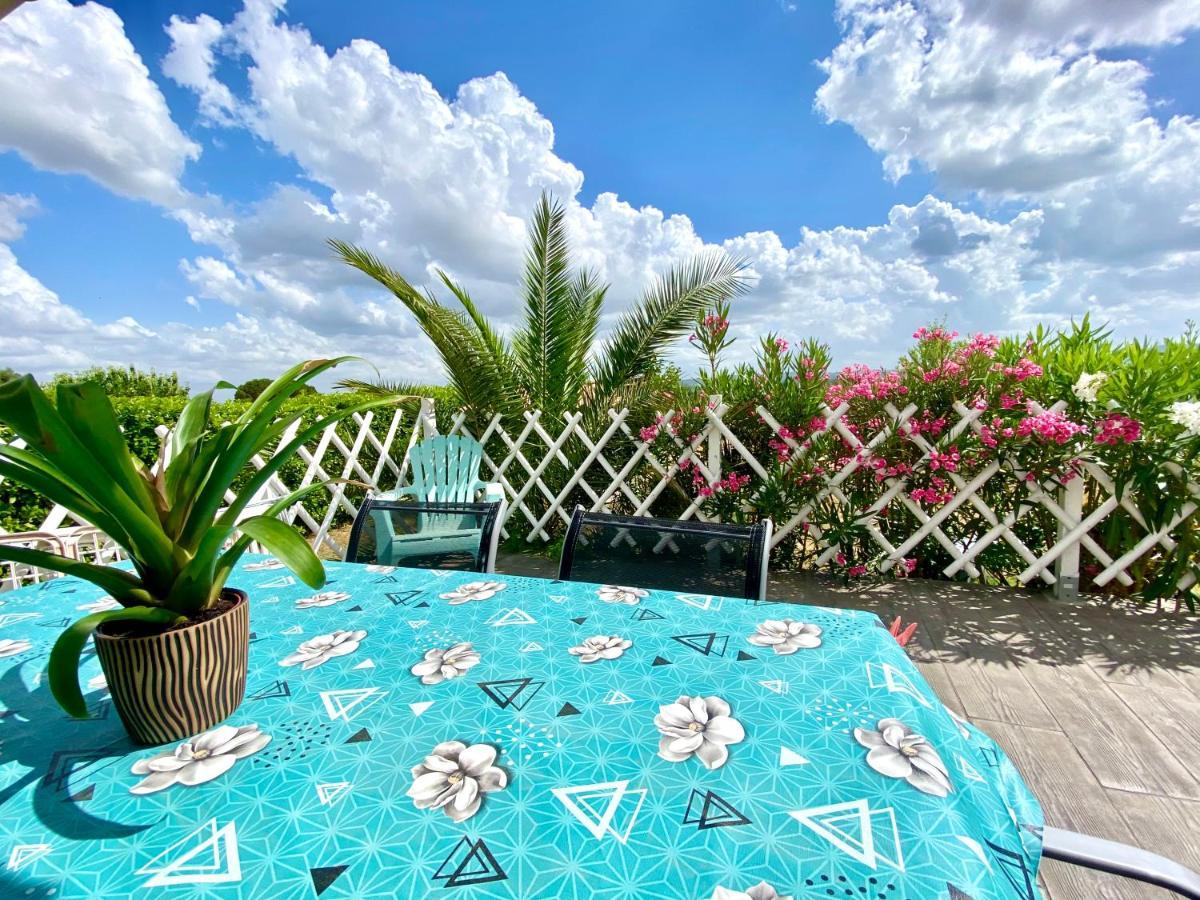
0, 358, 391, 745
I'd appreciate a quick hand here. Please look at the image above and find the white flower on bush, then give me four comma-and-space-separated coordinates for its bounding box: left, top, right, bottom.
129, 724, 271, 794
407, 741, 508, 822
597, 585, 648, 605
0, 638, 32, 658
244, 558, 284, 571
411, 642, 481, 684
1072, 371, 1107, 403
710, 883, 792, 900
747, 619, 822, 654
568, 635, 632, 663
854, 718, 952, 797
77, 597, 120, 613
295, 591, 351, 610
281, 630, 366, 669
655, 695, 745, 769
1169, 400, 1200, 437
439, 581, 505, 605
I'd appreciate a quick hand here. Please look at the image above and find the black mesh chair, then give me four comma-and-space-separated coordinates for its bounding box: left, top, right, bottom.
558, 506, 773, 600
345, 498, 505, 573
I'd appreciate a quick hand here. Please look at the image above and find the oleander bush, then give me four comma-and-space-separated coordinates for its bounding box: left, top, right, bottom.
633, 317, 1200, 605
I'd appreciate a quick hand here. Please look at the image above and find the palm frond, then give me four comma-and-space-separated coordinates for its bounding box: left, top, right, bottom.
330, 240, 520, 416
591, 251, 749, 409
512, 192, 578, 413
561, 268, 606, 405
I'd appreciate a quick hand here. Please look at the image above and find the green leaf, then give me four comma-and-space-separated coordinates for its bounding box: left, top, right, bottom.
49, 606, 183, 718
235, 515, 325, 589
0, 544, 149, 602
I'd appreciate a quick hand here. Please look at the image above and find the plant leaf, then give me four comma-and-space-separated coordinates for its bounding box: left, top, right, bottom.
235, 515, 325, 589
0, 544, 149, 602
49, 606, 183, 718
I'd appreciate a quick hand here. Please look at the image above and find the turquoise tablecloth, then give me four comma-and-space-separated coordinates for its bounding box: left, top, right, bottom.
0, 559, 1042, 899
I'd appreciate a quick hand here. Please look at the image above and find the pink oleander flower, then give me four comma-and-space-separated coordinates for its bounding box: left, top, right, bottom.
997, 358, 1043, 382
1017, 409, 1086, 445
1093, 413, 1142, 446
774, 337, 789, 351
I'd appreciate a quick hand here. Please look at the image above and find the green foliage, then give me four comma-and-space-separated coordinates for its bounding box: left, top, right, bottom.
46, 365, 187, 398
0, 360, 393, 717
236, 377, 317, 401
331, 191, 748, 428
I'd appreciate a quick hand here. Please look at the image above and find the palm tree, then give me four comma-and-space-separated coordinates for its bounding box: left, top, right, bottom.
330, 192, 747, 423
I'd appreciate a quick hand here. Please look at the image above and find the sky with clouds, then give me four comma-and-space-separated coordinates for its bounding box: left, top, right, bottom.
1, 0, 1199, 389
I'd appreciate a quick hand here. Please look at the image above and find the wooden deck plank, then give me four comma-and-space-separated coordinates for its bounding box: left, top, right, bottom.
973, 718, 1159, 900
1109, 790, 1200, 873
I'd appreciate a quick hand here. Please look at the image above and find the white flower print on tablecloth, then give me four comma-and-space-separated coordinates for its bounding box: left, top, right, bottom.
854, 717, 953, 797
77, 597, 121, 614
0, 638, 32, 658
407, 741, 507, 822
129, 724, 271, 794
244, 558, 285, 571
439, 581, 505, 605
710, 883, 792, 900
366, 564, 396, 574
655, 695, 745, 770
410, 642, 481, 684
596, 585, 648, 605
746, 619, 822, 654
280, 630, 366, 669
568, 635, 631, 664
295, 591, 351, 610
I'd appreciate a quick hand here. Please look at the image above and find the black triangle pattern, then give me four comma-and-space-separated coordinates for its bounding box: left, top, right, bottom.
345, 728, 372, 744
556, 702, 581, 717
736, 650, 755, 661
69, 784, 95, 802
651, 656, 672, 667
477, 678, 545, 711
682, 789, 751, 829
671, 632, 729, 657
432, 837, 506, 888
985, 841, 1036, 900
385, 590, 423, 606
248, 680, 291, 701
631, 607, 664, 621
311, 865, 349, 895
570, 616, 587, 625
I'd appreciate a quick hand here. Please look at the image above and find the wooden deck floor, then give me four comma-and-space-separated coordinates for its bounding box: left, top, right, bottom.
497, 552, 1200, 899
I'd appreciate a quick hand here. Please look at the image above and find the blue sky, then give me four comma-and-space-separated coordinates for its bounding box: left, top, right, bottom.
1, 0, 1199, 386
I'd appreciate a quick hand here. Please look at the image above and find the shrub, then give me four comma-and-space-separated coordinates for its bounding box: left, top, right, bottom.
45, 365, 187, 398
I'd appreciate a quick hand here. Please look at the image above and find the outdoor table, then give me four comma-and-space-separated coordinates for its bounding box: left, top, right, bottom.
0, 558, 1043, 898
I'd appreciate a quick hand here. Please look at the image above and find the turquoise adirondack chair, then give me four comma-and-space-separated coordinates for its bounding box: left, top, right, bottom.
366, 435, 504, 569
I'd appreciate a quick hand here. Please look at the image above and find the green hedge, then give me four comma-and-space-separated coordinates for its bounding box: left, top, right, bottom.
0, 386, 461, 534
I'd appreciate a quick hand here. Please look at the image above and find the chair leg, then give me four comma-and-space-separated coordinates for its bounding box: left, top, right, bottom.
1042, 826, 1200, 899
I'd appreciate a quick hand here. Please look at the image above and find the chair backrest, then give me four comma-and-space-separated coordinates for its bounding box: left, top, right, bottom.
558, 507, 773, 600
405, 435, 485, 503
346, 498, 505, 573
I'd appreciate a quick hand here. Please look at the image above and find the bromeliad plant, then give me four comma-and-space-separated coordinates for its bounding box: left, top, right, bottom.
0, 358, 391, 718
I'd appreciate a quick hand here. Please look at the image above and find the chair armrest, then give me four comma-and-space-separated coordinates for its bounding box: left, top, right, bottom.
1042, 826, 1200, 899
477, 481, 505, 503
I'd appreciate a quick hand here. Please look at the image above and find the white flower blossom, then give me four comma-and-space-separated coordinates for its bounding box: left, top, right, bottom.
366, 564, 396, 574
295, 591, 351, 610
597, 585, 648, 605
439, 581, 505, 605
407, 741, 508, 822
747, 619, 822, 654
568, 635, 632, 663
281, 630, 366, 669
854, 718, 953, 797
244, 558, 284, 571
1169, 400, 1200, 437
129, 724, 271, 794
1072, 371, 1107, 403
410, 642, 481, 684
710, 883, 792, 900
0, 638, 32, 658
655, 695, 745, 770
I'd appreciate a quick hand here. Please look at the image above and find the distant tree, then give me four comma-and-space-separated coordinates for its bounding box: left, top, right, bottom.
236, 378, 316, 401
46, 365, 187, 398
0, 367, 19, 384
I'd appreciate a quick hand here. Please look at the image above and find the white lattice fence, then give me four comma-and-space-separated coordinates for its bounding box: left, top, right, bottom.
419, 399, 1199, 599
3, 395, 1197, 598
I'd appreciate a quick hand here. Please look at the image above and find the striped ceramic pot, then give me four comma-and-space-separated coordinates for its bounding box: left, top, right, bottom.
93, 589, 250, 746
